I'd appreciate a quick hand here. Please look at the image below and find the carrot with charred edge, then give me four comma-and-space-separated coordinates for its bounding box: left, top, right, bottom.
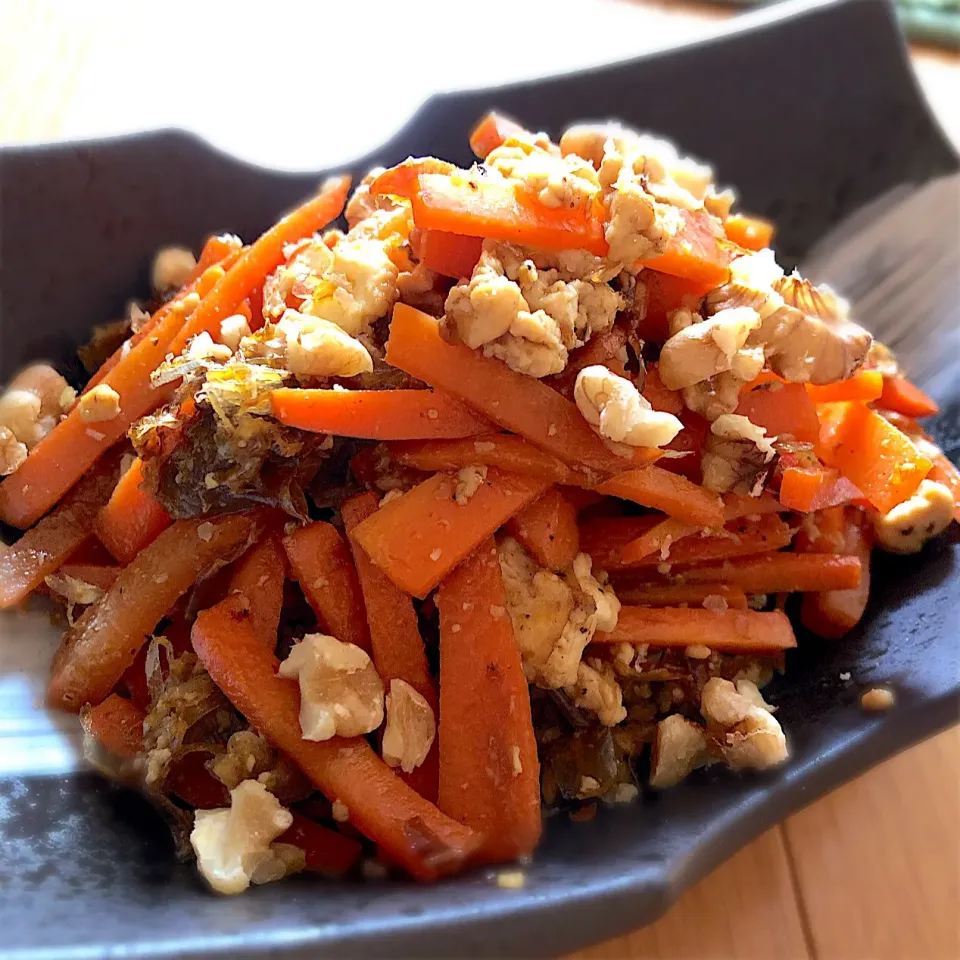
0, 455, 120, 609
805, 370, 883, 404
351, 469, 549, 599
877, 376, 940, 419
270, 388, 493, 440
670, 553, 862, 594
724, 214, 774, 251
280, 812, 362, 877
81, 694, 146, 758
641, 209, 738, 288
342, 493, 439, 801
191, 595, 479, 880
735, 382, 820, 444
415, 230, 484, 279
545, 327, 629, 400
597, 466, 724, 527
369, 158, 457, 199
94, 458, 172, 565
436, 538, 541, 863
616, 582, 748, 609
57, 564, 121, 591
48, 512, 267, 712
228, 533, 286, 649
505, 487, 580, 570
593, 607, 796, 653
469, 111, 533, 159
779, 466, 862, 513
283, 522, 372, 653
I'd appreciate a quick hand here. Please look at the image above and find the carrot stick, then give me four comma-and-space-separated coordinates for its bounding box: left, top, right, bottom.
670, 552, 862, 593
385, 303, 656, 476
94, 457, 172, 565
193, 233, 243, 278
282, 522, 372, 653
579, 515, 663, 570
0, 455, 120, 609
415, 230, 483, 279
723, 214, 774, 251
351, 468, 549, 598
342, 493, 439, 801
638, 271, 715, 343
191, 595, 479, 880
280, 811, 362, 877
597, 466, 724, 527
544, 326, 629, 401
593, 606, 796, 653
616, 516, 697, 562
369, 158, 457, 199
779, 465, 862, 513
641, 209, 738, 288
56, 563, 121, 591
436, 538, 541, 862
641, 364, 685, 416
469, 111, 533, 159
48, 512, 266, 711
735, 382, 820, 444
805, 369, 882, 404
504, 487, 580, 570
616, 582, 748, 609
81, 694, 145, 758
877, 376, 940, 419
227, 532, 286, 649
722, 492, 785, 520
270, 388, 493, 440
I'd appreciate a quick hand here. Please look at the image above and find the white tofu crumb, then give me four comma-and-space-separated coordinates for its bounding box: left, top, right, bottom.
474, 441, 496, 453
155, 573, 168, 584
489, 605, 506, 619
579, 775, 600, 794
702, 594, 729, 614
454, 465, 488, 505
152, 245, 197, 293
451, 623, 462, 634
219, 314, 252, 352
496, 871, 526, 889
85, 427, 106, 441
429, 548, 443, 562
860, 687, 896, 712
331, 800, 350, 822
511, 745, 523, 776
197, 522, 215, 542
78, 384, 121, 423
839, 671, 851, 682
426, 408, 439, 420
685, 644, 712, 660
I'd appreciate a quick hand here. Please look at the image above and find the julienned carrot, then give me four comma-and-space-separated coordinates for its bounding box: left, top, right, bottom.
48, 512, 266, 711
81, 694, 146, 758
735, 382, 820, 444
351, 468, 549, 598
410, 173, 610, 257
545, 327, 629, 401
0, 455, 120, 609
616, 582, 748, 609
779, 465, 862, 513
579, 515, 662, 570
280, 811, 362, 877
282, 522, 372, 653
436, 539, 541, 862
505, 487, 580, 570
369, 158, 457, 200
593, 606, 797, 653
641, 209, 737, 288
270, 388, 493, 440
56, 563, 121, 591
94, 458, 172, 565
191, 595, 479, 880
386, 304, 655, 476
415, 230, 484, 279
617, 516, 697, 562
597, 466, 724, 527
342, 493, 439, 801
469, 111, 533, 159
722, 492, 785, 520
805, 369, 883, 404
638, 271, 715, 343
877, 376, 940, 419
193, 233, 243, 278
641, 365, 685, 416
672, 553, 862, 594
723, 213, 774, 251
228, 532, 286, 648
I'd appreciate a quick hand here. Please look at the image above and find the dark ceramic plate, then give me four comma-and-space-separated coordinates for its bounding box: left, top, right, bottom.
1, 1, 958, 957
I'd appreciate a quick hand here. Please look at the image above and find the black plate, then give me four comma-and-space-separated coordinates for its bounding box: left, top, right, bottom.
1, 1, 958, 957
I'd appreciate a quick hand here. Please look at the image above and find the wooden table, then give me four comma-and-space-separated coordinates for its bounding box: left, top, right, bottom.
1, 2, 957, 958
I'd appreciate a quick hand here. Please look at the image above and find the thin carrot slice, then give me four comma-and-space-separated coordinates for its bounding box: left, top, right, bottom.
642, 365, 685, 416
94, 457, 172, 565
228, 532, 286, 648
280, 811, 362, 877
640, 209, 738, 288
191, 595, 479, 880
594, 606, 796, 653
351, 468, 549, 599
48, 512, 266, 711
415, 230, 483, 279
81, 694, 146, 758
544, 326, 629, 401
597, 466, 724, 527
616, 582, 748, 609
505, 487, 580, 570
779, 465, 862, 513
735, 382, 820, 444
638, 271, 715, 343
270, 388, 493, 440
805, 369, 883, 404
671, 552, 862, 593
369, 158, 457, 200
579, 515, 662, 570
617, 516, 697, 562
877, 376, 940, 419
283, 522, 372, 653
57, 563, 121, 591
724, 214, 774, 251
436, 539, 541, 863
469, 111, 533, 159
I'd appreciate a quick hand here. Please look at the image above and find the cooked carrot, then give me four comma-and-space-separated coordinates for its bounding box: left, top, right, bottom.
193, 233, 243, 278
191, 595, 479, 880
638, 271, 715, 343
593, 606, 796, 653
805, 369, 883, 404
386, 304, 655, 476
282, 522, 372, 653
56, 563, 121, 591
877, 376, 940, 419
579, 515, 662, 570
436, 539, 541, 862
48, 512, 266, 711
724, 214, 774, 251
642, 365, 685, 416
927, 452, 960, 524
597, 466, 724, 527
545, 327, 629, 400
641, 209, 737, 288
94, 457, 172, 565
228, 532, 286, 649
415, 230, 483, 279
351, 468, 549, 599
657, 409, 709, 483
342, 493, 439, 800
779, 465, 862, 513
722, 492, 785, 520
164, 751, 231, 810
280, 811, 362, 877
469, 111, 532, 159
505, 487, 579, 570
735, 382, 820, 444
369, 158, 457, 199
617, 516, 697, 562
616, 582, 748, 609
672, 552, 862, 594
270, 388, 493, 440
0, 455, 120, 609
561, 487, 606, 513
81, 694, 146, 758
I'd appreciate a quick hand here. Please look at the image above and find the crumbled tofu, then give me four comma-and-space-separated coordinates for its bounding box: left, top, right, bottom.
603, 170, 668, 263
860, 687, 896, 712
381, 679, 436, 774
574, 365, 682, 448
151, 245, 197, 294
0, 389, 42, 445
219, 314, 252, 352
710, 414, 776, 460
486, 140, 601, 210
872, 479, 954, 554
454, 465, 488, 505
571, 552, 621, 633
566, 658, 626, 726
276, 309, 374, 378
190, 780, 295, 895
685, 644, 713, 659
0, 426, 27, 475
322, 238, 400, 334
197, 522, 214, 542
511, 745, 523, 776
484, 309, 568, 378
649, 714, 710, 788
331, 799, 350, 822
277, 633, 384, 741
185, 331, 232, 363
700, 678, 788, 771
78, 384, 121, 423
496, 870, 526, 889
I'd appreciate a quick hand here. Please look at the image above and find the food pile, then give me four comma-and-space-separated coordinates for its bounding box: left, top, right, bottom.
1, 113, 957, 893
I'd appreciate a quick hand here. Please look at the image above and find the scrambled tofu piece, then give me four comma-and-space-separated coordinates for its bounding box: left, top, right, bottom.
700, 678, 787, 771
78, 384, 121, 423
566, 658, 626, 726
872, 479, 954, 554
219, 314, 252, 352
454, 465, 488, 505
275, 309, 374, 378
486, 140, 601, 211
649, 714, 711, 788
381, 679, 436, 774
151, 245, 197, 294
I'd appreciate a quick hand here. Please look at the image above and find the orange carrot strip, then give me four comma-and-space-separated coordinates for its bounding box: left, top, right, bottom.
927, 452, 960, 524
779, 465, 862, 513
504, 487, 579, 570
805, 370, 882, 404
193, 233, 243, 278
270, 388, 493, 440
283, 522, 372, 653
57, 563, 121, 591
81, 694, 146, 758
469, 111, 533, 159
641, 210, 738, 288
597, 466, 724, 527
191, 595, 479, 880
722, 492, 785, 519
724, 214, 774, 251
280, 811, 362, 877
544, 326, 629, 400
877, 376, 940, 419
638, 271, 715, 343
617, 516, 697, 562
48, 512, 266, 711
735, 382, 820, 444
579, 515, 662, 570
436, 538, 541, 862
616, 582, 748, 609
673, 552, 862, 593
342, 493, 439, 801
416, 230, 483, 279
386, 303, 655, 476
352, 468, 549, 598
369, 158, 457, 199
0, 457, 120, 609
594, 606, 796, 653
642, 365, 685, 416
94, 458, 172, 565
227, 532, 286, 648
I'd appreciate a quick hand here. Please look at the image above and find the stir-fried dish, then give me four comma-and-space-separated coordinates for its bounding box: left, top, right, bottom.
1, 113, 957, 893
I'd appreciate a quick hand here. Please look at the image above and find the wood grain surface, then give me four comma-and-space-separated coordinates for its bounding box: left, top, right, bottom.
0, 2, 957, 958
